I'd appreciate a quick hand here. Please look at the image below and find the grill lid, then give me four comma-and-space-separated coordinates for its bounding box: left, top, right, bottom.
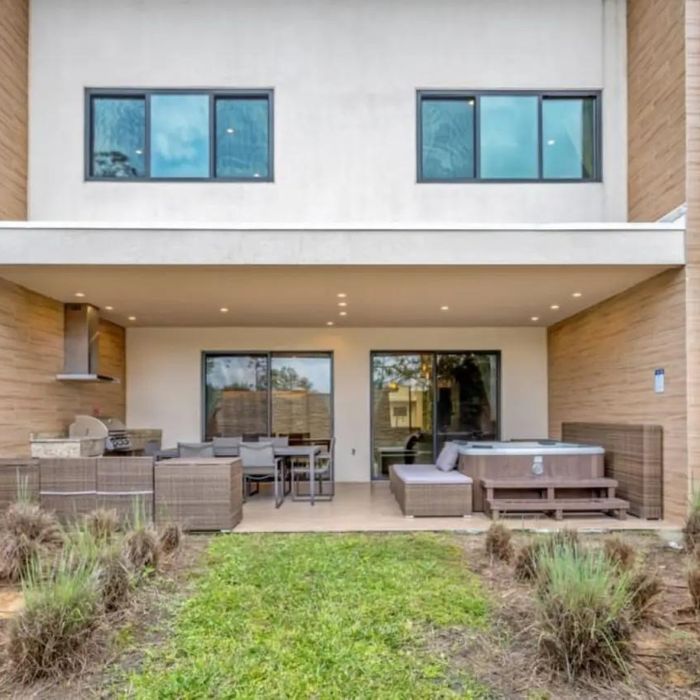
69, 415, 111, 439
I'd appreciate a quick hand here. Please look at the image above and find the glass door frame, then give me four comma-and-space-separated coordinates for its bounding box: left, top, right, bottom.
369, 350, 501, 480
201, 350, 335, 440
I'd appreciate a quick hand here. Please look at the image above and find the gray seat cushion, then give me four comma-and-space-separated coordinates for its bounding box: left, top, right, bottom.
392, 464, 472, 485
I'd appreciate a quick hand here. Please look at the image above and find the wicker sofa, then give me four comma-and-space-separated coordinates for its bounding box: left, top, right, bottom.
390, 464, 473, 517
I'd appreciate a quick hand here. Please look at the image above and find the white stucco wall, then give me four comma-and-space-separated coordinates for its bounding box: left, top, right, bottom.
126, 326, 548, 482
29, 0, 627, 224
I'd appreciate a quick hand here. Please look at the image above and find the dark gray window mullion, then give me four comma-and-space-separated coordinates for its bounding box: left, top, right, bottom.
416, 94, 423, 181
537, 94, 543, 180
145, 93, 152, 179
596, 95, 602, 180
431, 353, 438, 461
209, 93, 216, 179
86, 95, 94, 178
474, 96, 481, 179
267, 352, 273, 437
268, 94, 274, 181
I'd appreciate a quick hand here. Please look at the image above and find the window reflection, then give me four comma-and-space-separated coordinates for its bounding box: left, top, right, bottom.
216, 97, 270, 179
371, 351, 499, 478
436, 353, 498, 451
543, 97, 595, 179
91, 97, 145, 178
421, 98, 475, 180
204, 353, 332, 440
271, 355, 332, 439
205, 355, 269, 439
150, 94, 210, 178
371, 354, 435, 477
480, 95, 538, 179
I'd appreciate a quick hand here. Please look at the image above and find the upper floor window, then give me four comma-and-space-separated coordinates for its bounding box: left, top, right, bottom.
87, 89, 273, 181
418, 90, 600, 183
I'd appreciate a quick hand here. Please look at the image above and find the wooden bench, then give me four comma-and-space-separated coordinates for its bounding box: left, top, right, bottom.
480, 477, 630, 520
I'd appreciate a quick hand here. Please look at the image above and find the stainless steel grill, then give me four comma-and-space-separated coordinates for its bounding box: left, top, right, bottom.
69, 415, 133, 453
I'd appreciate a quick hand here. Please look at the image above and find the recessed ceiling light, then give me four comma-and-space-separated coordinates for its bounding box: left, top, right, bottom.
135, 149, 143, 155
326, 321, 334, 326
220, 307, 229, 313
550, 304, 560, 310
337, 293, 347, 298
105, 305, 114, 311
75, 292, 85, 298
547, 139, 556, 146
339, 311, 347, 316
531, 316, 539, 322
338, 301, 347, 307
440, 305, 449, 311
572, 292, 583, 298
128, 316, 136, 321
226, 127, 235, 134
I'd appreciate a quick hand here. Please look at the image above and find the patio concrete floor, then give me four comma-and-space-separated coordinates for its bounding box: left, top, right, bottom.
236, 482, 684, 535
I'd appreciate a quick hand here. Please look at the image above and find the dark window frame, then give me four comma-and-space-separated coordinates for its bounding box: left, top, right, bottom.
369, 349, 502, 480
85, 88, 274, 182
416, 89, 602, 183
201, 350, 334, 441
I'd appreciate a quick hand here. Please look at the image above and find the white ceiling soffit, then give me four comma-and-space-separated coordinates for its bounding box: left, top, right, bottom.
0, 264, 674, 327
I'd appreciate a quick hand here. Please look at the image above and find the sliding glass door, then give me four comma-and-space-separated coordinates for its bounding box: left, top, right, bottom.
371, 351, 499, 479
204, 352, 333, 440
371, 354, 434, 477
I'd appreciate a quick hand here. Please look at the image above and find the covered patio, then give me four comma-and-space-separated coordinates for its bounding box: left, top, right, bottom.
0, 220, 688, 526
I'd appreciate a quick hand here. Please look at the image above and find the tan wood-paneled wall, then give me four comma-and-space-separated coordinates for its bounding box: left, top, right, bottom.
548, 269, 688, 522
628, 0, 686, 221
684, 0, 700, 509
0, 277, 126, 456
0, 0, 28, 220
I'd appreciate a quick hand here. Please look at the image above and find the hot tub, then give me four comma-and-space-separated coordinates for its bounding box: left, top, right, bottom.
455, 440, 604, 512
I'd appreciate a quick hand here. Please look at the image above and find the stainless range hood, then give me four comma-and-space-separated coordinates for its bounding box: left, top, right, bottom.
56, 304, 118, 383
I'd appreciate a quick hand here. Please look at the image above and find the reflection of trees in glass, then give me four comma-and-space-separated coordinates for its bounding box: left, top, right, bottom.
92, 97, 145, 178
205, 356, 269, 437
271, 366, 312, 391
372, 355, 431, 392
93, 151, 139, 177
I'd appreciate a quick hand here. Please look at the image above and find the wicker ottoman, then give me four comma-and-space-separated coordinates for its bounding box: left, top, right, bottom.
155, 458, 242, 531
390, 464, 472, 517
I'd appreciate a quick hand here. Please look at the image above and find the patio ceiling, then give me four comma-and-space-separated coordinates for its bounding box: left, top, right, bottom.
0, 264, 673, 327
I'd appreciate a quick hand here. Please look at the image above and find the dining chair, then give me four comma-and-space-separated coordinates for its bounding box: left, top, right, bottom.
239, 442, 285, 508
257, 435, 289, 447
291, 437, 335, 502
178, 442, 214, 458
213, 436, 242, 457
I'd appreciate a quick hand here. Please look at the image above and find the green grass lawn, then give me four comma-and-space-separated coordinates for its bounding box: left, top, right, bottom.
124, 533, 489, 699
